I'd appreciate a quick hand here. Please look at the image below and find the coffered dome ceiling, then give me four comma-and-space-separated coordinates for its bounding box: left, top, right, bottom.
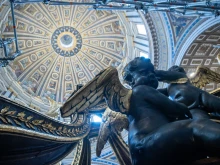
3, 3, 126, 104
0, 3, 151, 165
180, 23, 220, 92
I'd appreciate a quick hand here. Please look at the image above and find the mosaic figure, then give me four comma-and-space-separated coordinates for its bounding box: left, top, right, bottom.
17, 22, 26, 30
26, 5, 37, 15
66, 83, 72, 91
49, 80, 56, 89
32, 72, 41, 81
19, 58, 30, 69
169, 13, 194, 37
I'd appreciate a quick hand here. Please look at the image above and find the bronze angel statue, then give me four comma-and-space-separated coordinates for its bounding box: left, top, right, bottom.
61, 57, 220, 165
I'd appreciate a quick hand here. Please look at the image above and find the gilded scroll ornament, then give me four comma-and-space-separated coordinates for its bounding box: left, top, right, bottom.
0, 103, 90, 141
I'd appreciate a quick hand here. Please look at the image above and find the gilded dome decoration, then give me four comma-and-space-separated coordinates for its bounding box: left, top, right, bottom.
2, 3, 126, 104
52, 26, 82, 56
0, 3, 153, 164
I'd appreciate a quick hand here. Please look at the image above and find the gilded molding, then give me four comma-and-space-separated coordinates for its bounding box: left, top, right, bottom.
72, 139, 84, 165
0, 103, 91, 141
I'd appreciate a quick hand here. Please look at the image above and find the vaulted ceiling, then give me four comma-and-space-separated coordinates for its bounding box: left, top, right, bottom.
3, 3, 126, 104
0, 3, 147, 164
180, 23, 220, 92
1, 1, 220, 165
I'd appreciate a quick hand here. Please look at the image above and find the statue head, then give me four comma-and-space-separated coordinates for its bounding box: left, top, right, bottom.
122, 57, 158, 88
168, 65, 186, 74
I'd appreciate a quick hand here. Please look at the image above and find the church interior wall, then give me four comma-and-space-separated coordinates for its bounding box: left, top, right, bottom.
0, 1, 220, 164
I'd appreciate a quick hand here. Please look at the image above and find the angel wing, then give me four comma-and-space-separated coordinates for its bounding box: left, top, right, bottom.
189, 66, 220, 89
217, 53, 220, 64
45, 97, 60, 118
60, 67, 132, 117
210, 88, 220, 97
96, 107, 129, 157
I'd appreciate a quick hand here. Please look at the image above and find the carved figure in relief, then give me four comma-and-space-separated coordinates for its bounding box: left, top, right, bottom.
61, 57, 220, 165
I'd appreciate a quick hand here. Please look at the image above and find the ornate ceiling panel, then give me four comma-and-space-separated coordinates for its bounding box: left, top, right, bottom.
162, 12, 208, 64
180, 23, 220, 92
2, 3, 126, 104
167, 13, 198, 43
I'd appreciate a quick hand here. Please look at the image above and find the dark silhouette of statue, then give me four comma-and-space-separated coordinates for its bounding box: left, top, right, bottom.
123, 58, 220, 165
61, 57, 220, 165
156, 65, 220, 119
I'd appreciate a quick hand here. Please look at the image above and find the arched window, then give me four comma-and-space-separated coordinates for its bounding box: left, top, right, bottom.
136, 24, 146, 35
140, 51, 149, 58
90, 115, 102, 122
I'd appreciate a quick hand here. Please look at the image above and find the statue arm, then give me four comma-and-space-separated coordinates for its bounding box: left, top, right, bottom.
201, 92, 220, 114
134, 86, 192, 118
157, 88, 168, 96
155, 70, 188, 82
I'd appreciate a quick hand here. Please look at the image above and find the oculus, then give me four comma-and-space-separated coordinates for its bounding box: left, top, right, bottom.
51, 26, 82, 57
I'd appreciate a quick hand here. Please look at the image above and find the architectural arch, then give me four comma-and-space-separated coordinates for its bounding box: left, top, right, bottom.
175, 16, 220, 66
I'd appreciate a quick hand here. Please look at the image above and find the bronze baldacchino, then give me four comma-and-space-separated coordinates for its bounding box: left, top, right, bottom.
62, 57, 220, 165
